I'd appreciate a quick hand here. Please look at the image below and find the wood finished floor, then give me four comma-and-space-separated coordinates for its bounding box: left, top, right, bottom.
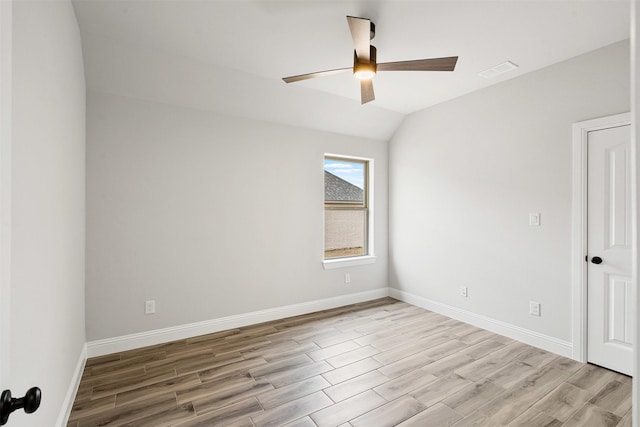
67, 298, 632, 427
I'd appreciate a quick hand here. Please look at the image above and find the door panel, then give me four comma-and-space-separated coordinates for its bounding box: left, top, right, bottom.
605, 274, 633, 345
587, 124, 632, 375
605, 143, 631, 249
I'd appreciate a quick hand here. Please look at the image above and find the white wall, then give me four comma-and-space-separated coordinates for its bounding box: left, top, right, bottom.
11, 1, 86, 425
86, 92, 388, 341
0, 0, 13, 389
389, 40, 629, 345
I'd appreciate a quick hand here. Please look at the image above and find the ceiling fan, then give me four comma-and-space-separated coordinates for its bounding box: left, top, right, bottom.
282, 16, 458, 104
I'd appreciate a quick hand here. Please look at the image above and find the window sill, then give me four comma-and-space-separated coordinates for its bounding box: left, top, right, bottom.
322, 255, 376, 270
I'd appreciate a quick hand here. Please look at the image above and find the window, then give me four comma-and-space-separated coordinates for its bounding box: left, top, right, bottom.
324, 156, 370, 260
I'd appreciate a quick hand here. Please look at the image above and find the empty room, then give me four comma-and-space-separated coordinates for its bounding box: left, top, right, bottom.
1, 0, 639, 426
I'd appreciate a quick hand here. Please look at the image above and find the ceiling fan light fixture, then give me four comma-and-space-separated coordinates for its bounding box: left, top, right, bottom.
353, 45, 377, 80
354, 64, 376, 80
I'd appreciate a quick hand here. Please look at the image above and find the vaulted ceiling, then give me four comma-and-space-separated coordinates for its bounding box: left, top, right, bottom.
72, 0, 630, 140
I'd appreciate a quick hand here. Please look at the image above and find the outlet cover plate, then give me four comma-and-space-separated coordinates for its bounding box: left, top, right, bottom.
145, 300, 156, 315
529, 301, 541, 316
529, 213, 541, 226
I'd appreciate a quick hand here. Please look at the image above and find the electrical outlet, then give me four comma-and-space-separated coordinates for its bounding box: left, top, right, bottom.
529, 301, 541, 316
529, 213, 541, 226
145, 300, 156, 315
460, 286, 468, 297
345, 273, 351, 284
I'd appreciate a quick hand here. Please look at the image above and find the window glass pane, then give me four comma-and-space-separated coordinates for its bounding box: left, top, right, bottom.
324, 209, 366, 258
324, 157, 368, 259
324, 159, 365, 204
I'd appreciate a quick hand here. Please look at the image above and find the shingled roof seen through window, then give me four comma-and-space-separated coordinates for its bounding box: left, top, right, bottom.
324, 170, 364, 203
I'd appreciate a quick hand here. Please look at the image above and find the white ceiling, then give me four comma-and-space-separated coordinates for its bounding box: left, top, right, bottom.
72, 0, 630, 140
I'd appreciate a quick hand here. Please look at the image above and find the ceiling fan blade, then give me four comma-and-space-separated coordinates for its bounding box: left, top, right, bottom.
347, 16, 371, 62
360, 79, 375, 104
282, 67, 352, 83
377, 56, 458, 72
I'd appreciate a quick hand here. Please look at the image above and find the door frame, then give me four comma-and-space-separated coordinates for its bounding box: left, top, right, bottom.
0, 0, 12, 386
571, 112, 631, 363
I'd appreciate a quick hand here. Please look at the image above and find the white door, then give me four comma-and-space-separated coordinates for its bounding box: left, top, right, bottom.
587, 124, 633, 376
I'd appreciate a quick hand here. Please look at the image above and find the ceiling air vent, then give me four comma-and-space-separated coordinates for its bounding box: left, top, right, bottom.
478, 61, 518, 79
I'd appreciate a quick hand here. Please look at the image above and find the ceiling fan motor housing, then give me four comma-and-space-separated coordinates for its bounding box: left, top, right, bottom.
353, 45, 377, 79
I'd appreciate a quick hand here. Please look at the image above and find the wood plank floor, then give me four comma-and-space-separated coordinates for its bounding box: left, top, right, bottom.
67, 298, 632, 427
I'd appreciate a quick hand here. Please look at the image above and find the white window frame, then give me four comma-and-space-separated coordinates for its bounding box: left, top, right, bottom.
322, 154, 376, 270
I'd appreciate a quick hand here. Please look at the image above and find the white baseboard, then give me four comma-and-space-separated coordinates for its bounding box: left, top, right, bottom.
389, 287, 573, 358
86, 288, 390, 358
56, 343, 87, 427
